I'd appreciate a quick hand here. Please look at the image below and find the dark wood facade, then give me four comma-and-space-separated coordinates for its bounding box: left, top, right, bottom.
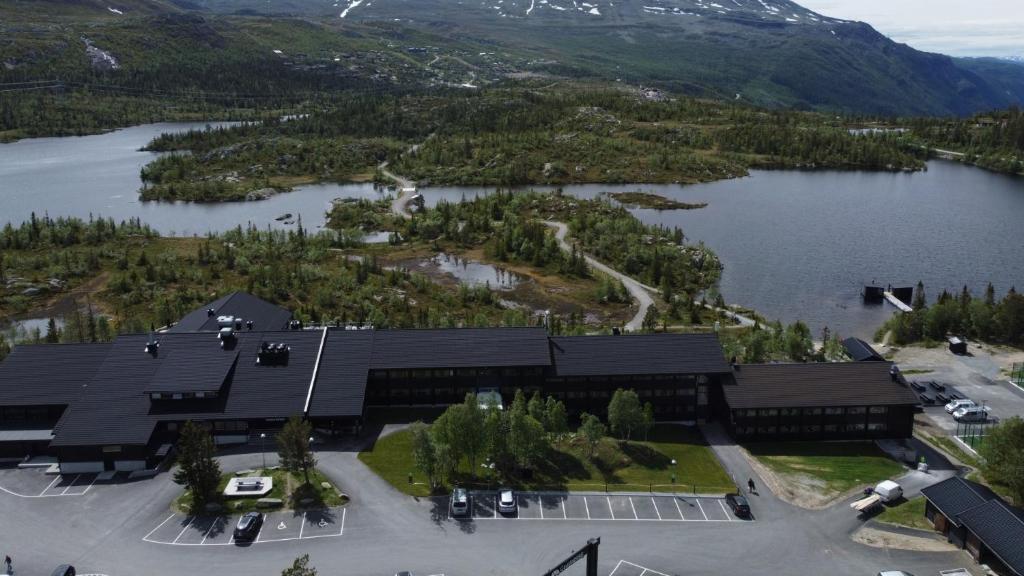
726, 404, 915, 440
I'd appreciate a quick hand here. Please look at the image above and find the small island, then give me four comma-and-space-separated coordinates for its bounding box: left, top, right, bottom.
607, 192, 708, 211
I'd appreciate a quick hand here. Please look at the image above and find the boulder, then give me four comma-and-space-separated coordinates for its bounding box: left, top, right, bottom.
257, 498, 283, 508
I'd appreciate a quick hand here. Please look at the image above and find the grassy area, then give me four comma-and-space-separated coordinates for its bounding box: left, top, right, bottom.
876, 496, 933, 531
746, 441, 905, 495
175, 467, 346, 514
358, 424, 735, 498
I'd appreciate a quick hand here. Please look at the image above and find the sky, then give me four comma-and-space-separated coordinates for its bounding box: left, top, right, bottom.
797, 0, 1024, 58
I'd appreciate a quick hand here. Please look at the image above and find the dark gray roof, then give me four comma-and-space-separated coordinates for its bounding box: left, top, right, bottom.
144, 343, 239, 394
723, 362, 920, 409
308, 330, 374, 418
921, 476, 1001, 528
0, 343, 110, 406
370, 328, 551, 369
550, 334, 730, 377
51, 331, 322, 447
167, 292, 293, 333
842, 337, 885, 362
958, 499, 1024, 575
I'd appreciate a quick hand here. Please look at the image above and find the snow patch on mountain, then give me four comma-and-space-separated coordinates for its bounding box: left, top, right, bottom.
339, 0, 364, 18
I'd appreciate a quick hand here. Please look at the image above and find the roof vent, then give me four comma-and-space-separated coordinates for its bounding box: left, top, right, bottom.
234, 318, 243, 331
246, 320, 254, 331
257, 341, 290, 365
289, 320, 303, 331
144, 334, 160, 355
219, 327, 235, 347
207, 308, 216, 317
217, 315, 235, 328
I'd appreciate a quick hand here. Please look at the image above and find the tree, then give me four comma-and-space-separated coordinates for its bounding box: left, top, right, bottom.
278, 415, 316, 485
578, 412, 606, 458
543, 396, 568, 435
484, 408, 512, 472
527, 391, 545, 423
173, 421, 221, 507
282, 554, 317, 576
410, 421, 439, 489
457, 393, 485, 476
509, 409, 547, 470
783, 321, 813, 362
607, 388, 644, 440
979, 416, 1024, 503
912, 281, 927, 310
642, 305, 659, 333
641, 402, 655, 441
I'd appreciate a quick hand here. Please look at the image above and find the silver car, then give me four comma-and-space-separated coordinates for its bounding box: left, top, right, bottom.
953, 406, 990, 422
451, 487, 469, 517
945, 399, 976, 414
498, 489, 516, 515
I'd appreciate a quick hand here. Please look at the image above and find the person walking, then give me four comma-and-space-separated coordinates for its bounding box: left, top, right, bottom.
747, 478, 756, 494
4, 554, 11, 574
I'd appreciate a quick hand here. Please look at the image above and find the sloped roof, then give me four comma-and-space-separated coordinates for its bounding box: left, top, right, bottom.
550, 333, 730, 377
167, 292, 293, 333
921, 476, 1000, 528
958, 499, 1024, 576
0, 343, 110, 406
307, 329, 374, 418
144, 344, 239, 394
842, 337, 885, 362
723, 362, 920, 409
369, 328, 551, 369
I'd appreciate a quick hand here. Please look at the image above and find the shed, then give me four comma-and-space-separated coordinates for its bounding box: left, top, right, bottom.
842, 337, 885, 362
948, 337, 967, 355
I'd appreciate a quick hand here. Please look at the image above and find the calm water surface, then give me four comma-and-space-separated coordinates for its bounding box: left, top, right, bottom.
3, 124, 1022, 337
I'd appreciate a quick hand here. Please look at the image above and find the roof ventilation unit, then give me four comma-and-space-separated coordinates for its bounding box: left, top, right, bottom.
289, 320, 303, 331
217, 315, 235, 328
257, 342, 290, 365
144, 333, 160, 355
246, 320, 254, 331
234, 317, 243, 330
219, 327, 235, 347
206, 308, 216, 317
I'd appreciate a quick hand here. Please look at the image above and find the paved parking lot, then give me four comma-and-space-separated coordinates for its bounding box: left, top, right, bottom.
0, 467, 119, 497
444, 491, 751, 523
609, 560, 672, 576
142, 507, 347, 546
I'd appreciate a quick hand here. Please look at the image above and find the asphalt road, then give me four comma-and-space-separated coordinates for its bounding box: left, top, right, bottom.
0, 431, 977, 576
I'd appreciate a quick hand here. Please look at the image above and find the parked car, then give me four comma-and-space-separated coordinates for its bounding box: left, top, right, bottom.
877, 571, 914, 576
945, 399, 977, 414
953, 406, 990, 422
233, 511, 264, 541
498, 488, 516, 515
395, 572, 414, 576
51, 566, 76, 576
724, 493, 750, 517
451, 487, 469, 517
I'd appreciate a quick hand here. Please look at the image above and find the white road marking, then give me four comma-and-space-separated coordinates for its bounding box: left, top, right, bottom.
695, 499, 709, 521
299, 512, 306, 539
200, 517, 220, 544
142, 513, 176, 542
652, 497, 662, 520
561, 497, 567, 519
516, 494, 521, 518
628, 497, 638, 520
719, 499, 733, 520
607, 496, 615, 520
60, 474, 82, 495
79, 473, 100, 495
674, 497, 685, 520
254, 517, 266, 543
540, 497, 545, 519
494, 495, 497, 519
616, 560, 671, 576
340, 507, 346, 535
171, 516, 195, 544
40, 475, 61, 496
584, 496, 591, 519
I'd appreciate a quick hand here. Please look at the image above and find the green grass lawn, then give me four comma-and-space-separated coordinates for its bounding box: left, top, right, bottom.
876, 496, 932, 531
358, 424, 735, 497
746, 441, 904, 495
176, 467, 346, 513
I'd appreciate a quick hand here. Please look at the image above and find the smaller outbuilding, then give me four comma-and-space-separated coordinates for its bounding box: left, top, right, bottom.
948, 337, 968, 355
842, 337, 885, 362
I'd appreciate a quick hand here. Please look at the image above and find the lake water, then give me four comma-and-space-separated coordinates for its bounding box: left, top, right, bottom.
3, 124, 1022, 337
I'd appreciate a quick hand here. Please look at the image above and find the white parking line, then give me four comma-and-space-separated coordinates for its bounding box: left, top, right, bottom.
719, 499, 733, 520
517, 495, 521, 518
172, 516, 195, 544
200, 518, 220, 544
254, 517, 266, 543
628, 497, 638, 520
494, 496, 497, 519
584, 496, 591, 520
39, 475, 61, 496
60, 474, 82, 496
652, 497, 661, 520
561, 498, 567, 519
612, 560, 670, 576
695, 499, 709, 521
299, 512, 306, 539
142, 514, 176, 542
340, 507, 346, 535
540, 499, 545, 519
674, 497, 685, 520
607, 496, 615, 520
79, 473, 100, 495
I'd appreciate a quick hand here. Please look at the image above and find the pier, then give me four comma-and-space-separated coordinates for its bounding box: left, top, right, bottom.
883, 291, 914, 313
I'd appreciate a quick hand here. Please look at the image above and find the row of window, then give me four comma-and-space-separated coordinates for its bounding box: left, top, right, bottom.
736, 406, 889, 418
149, 391, 218, 401
164, 420, 248, 432
736, 422, 888, 435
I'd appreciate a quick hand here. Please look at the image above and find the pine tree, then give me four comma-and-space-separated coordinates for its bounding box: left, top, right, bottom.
278, 415, 316, 485
173, 421, 222, 507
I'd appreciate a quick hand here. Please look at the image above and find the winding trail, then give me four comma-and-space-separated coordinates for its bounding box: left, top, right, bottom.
378, 160, 415, 220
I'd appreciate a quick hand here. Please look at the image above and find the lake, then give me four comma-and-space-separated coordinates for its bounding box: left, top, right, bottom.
2, 124, 1022, 337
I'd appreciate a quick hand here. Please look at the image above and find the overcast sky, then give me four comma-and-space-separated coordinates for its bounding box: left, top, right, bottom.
798, 0, 1023, 58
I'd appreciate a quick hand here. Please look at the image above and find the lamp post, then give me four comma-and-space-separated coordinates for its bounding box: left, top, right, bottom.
260, 433, 267, 471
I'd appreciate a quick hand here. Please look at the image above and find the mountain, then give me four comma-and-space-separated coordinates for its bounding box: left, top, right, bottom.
3, 0, 1023, 116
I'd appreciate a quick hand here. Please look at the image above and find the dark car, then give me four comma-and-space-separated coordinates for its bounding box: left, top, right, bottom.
725, 493, 751, 518
51, 566, 75, 576
233, 511, 264, 541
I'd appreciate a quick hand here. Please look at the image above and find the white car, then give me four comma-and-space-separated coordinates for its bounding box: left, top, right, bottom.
451, 487, 469, 517
945, 399, 976, 414
497, 489, 516, 515
953, 406, 990, 422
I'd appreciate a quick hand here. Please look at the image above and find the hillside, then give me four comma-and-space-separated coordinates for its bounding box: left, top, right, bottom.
1, 0, 1023, 115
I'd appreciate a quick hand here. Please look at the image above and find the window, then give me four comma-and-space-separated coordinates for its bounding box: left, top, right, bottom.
823, 424, 838, 432
846, 423, 866, 432
805, 408, 822, 416
869, 407, 888, 415
746, 409, 758, 417
166, 422, 179, 432
867, 423, 887, 431
802, 425, 821, 433
824, 407, 843, 415
847, 407, 866, 415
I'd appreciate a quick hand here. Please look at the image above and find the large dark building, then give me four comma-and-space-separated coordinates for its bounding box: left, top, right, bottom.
0, 293, 919, 473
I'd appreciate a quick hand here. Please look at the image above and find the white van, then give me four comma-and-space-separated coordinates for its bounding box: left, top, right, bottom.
874, 480, 903, 503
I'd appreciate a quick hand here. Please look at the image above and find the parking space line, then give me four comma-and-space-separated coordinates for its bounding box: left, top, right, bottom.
674, 497, 685, 520
299, 512, 306, 539
494, 496, 497, 519
584, 496, 591, 519
39, 475, 61, 496
628, 497, 638, 520
695, 499, 708, 521
340, 507, 346, 535
60, 474, 81, 495
561, 498, 567, 519
200, 518, 219, 544
652, 497, 662, 520
517, 495, 521, 519
718, 499, 733, 520
79, 474, 100, 495
607, 496, 614, 520
172, 516, 195, 544
142, 514, 176, 542
540, 499, 544, 519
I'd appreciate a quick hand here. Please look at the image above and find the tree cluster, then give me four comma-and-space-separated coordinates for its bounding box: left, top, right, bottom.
879, 282, 1024, 345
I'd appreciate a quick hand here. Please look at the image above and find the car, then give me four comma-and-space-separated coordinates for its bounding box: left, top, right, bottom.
945, 398, 977, 413
953, 406, 990, 422
51, 566, 76, 576
877, 572, 914, 576
451, 487, 469, 517
395, 572, 414, 576
233, 511, 264, 541
498, 488, 516, 514
724, 493, 751, 517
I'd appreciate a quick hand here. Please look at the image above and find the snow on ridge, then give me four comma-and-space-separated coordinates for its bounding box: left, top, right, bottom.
107, 7, 123, 14
526, 0, 535, 15
339, 0, 364, 19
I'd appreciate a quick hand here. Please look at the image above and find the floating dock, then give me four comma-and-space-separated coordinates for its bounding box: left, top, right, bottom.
884, 291, 914, 313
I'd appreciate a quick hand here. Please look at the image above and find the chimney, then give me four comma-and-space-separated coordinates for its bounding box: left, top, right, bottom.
144, 332, 160, 355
